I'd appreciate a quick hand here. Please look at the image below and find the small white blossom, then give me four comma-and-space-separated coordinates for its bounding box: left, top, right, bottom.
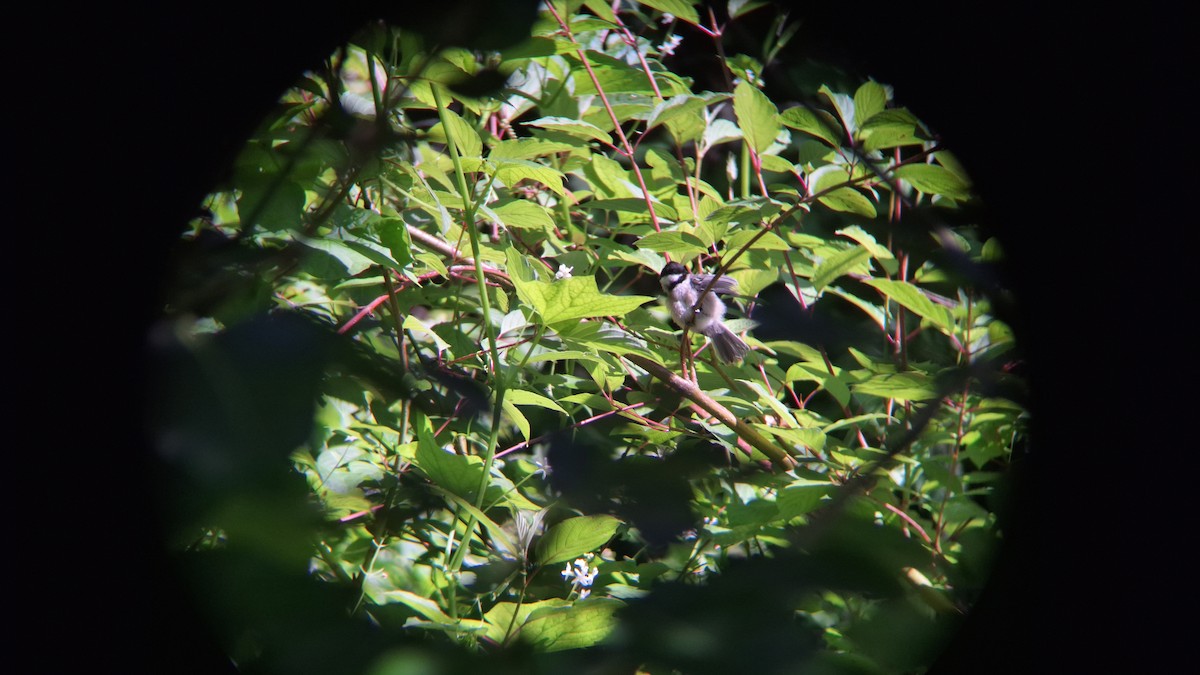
555, 264, 574, 280
561, 554, 599, 598
657, 34, 684, 56
661, 13, 675, 24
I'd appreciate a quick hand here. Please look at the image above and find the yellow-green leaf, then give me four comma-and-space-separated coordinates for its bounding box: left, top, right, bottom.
812, 245, 871, 291
635, 0, 700, 25
733, 80, 781, 155
536, 514, 623, 565
524, 116, 613, 146
507, 388, 568, 415
893, 163, 971, 201
862, 278, 955, 335
520, 599, 624, 652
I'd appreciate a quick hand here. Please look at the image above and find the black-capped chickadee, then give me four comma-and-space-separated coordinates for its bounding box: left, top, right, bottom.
659, 261, 750, 363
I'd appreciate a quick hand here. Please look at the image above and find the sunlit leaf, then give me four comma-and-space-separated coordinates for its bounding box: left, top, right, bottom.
733, 80, 781, 154
780, 105, 843, 147
851, 371, 937, 401
812, 245, 871, 291
508, 388, 568, 415
893, 163, 971, 200
494, 159, 567, 196
520, 598, 624, 652
635, 0, 700, 25
491, 199, 556, 231
853, 80, 889, 126
536, 514, 623, 565
524, 116, 614, 146
429, 108, 482, 158
862, 278, 956, 335
512, 273, 654, 324
818, 187, 878, 217
636, 230, 707, 257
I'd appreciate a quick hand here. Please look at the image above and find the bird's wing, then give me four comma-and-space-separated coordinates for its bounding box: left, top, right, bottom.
691, 273, 739, 295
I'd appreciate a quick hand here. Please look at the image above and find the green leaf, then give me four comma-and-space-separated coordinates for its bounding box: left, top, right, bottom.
494, 159, 567, 196
414, 437, 485, 502
520, 598, 623, 652
565, 324, 659, 361
657, 95, 708, 144
724, 228, 791, 252
373, 217, 414, 267
236, 179, 306, 231
853, 80, 889, 126
836, 225, 896, 274
377, 589, 455, 624
295, 235, 376, 275
812, 245, 871, 291
512, 272, 654, 324
635, 0, 700, 25
498, 36, 561, 62
430, 109, 482, 159
582, 0, 619, 22
489, 138, 579, 160
758, 154, 795, 174
430, 485, 520, 554
728, 0, 771, 18
536, 514, 622, 565
728, 267, 779, 297
777, 484, 833, 519
403, 315, 452, 354
860, 108, 927, 150
500, 397, 532, 441
585, 198, 679, 221
702, 118, 742, 149
524, 116, 614, 146
818, 187, 878, 218
851, 372, 937, 401
483, 599, 570, 645
507, 388, 568, 415
819, 85, 858, 134
491, 199, 556, 231
582, 155, 634, 198
893, 163, 971, 201
568, 53, 655, 95
733, 80, 781, 154
862, 278, 956, 335
636, 230, 707, 257
780, 105, 842, 147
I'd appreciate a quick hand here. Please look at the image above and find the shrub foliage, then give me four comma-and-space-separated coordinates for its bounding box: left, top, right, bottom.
154, 2, 1027, 673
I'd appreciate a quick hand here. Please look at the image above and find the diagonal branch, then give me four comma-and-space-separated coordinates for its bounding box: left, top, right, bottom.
624, 353, 797, 470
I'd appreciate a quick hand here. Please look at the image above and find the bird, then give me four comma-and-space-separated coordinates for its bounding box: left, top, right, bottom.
658, 261, 750, 363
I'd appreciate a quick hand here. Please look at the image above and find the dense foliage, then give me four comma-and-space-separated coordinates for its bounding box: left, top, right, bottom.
152, 1, 1027, 673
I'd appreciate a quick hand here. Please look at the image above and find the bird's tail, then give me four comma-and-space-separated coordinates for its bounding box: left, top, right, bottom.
707, 324, 750, 363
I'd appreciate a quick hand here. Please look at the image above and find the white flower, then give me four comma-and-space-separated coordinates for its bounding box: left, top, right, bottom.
561, 555, 599, 597
657, 34, 683, 56
661, 13, 675, 24
555, 264, 574, 280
